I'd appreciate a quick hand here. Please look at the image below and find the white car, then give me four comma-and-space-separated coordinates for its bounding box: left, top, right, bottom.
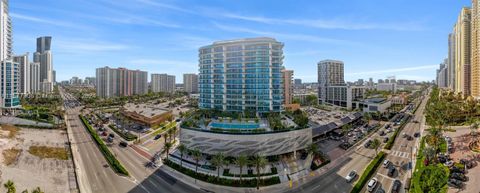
383, 160, 390, 168
367, 178, 378, 192
345, 170, 357, 182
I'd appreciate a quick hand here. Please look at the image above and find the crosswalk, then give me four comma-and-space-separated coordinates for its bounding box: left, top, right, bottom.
390, 150, 410, 159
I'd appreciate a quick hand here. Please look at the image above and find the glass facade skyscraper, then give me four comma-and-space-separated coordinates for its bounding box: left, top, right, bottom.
1, 60, 20, 108
199, 37, 284, 113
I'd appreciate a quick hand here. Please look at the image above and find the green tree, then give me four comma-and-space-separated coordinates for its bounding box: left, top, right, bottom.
4, 180, 15, 193
423, 146, 436, 162
211, 153, 225, 180
235, 154, 249, 184
306, 143, 318, 157
370, 139, 381, 155
419, 165, 448, 193
163, 142, 172, 160
363, 113, 372, 125
252, 155, 268, 189
178, 144, 187, 167
305, 94, 318, 106
341, 124, 352, 135
168, 128, 175, 143
32, 187, 44, 193
192, 149, 203, 175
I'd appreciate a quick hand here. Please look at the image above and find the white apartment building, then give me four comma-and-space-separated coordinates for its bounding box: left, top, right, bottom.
151, 73, 175, 93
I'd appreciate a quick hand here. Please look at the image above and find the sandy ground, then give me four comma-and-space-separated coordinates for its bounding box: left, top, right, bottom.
0, 126, 71, 193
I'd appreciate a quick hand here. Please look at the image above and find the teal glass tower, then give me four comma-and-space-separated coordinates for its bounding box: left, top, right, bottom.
199, 37, 284, 113
1, 60, 20, 108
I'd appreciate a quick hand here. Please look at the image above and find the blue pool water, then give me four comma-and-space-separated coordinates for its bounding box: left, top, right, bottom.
210, 122, 260, 129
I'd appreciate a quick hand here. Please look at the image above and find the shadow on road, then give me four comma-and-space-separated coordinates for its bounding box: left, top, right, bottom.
128, 167, 203, 193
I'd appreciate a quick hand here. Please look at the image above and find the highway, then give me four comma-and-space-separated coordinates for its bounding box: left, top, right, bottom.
60, 87, 202, 193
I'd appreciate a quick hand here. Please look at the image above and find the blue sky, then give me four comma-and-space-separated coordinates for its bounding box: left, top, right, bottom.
11, 0, 470, 83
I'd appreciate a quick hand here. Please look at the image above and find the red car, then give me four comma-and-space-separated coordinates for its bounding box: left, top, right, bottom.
102, 132, 108, 136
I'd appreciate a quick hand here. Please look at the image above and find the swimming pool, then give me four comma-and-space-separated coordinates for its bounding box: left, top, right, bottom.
210, 122, 260, 129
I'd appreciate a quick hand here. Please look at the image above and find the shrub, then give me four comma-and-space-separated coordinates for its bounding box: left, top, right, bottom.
79, 115, 129, 176
351, 152, 386, 193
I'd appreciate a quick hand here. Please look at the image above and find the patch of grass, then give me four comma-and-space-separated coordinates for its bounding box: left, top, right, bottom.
2, 148, 21, 166
28, 146, 68, 160
0, 125, 19, 138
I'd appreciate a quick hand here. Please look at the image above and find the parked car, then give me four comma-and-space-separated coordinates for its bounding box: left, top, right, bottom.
447, 178, 463, 189
444, 160, 454, 167
102, 132, 108, 136
119, 141, 128, 148
378, 131, 385, 136
383, 137, 389, 143
107, 136, 114, 143
387, 167, 396, 177
451, 173, 468, 182
364, 140, 372, 148
383, 160, 390, 168
402, 133, 407, 138
108, 133, 115, 138
391, 180, 401, 193
345, 170, 357, 183
367, 178, 378, 192
450, 166, 466, 174
414, 132, 420, 137
154, 134, 161, 140
374, 188, 385, 193
460, 159, 474, 169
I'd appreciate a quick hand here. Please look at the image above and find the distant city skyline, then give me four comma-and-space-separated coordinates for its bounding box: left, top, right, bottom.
10, 0, 471, 83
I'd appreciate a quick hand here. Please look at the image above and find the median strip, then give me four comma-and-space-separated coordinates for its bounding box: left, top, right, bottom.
79, 115, 129, 176
350, 151, 386, 193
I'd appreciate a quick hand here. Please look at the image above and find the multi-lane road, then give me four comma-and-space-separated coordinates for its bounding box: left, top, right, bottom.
60, 87, 202, 193
285, 93, 428, 193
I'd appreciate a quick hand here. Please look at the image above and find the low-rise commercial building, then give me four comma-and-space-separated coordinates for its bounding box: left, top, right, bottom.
120, 103, 173, 127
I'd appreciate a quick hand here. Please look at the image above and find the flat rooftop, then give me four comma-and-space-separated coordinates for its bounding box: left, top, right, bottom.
123, 103, 170, 118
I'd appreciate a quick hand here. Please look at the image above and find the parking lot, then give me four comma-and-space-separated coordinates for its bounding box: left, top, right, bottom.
0, 126, 72, 193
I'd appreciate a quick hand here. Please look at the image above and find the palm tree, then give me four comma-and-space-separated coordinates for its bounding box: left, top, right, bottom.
235, 154, 249, 184
370, 139, 381, 155
32, 187, 44, 193
252, 155, 268, 190
423, 146, 436, 163
168, 129, 174, 143
471, 122, 479, 142
192, 149, 203, 174
163, 142, 172, 160
4, 180, 15, 193
178, 144, 187, 167
164, 133, 170, 144
364, 113, 372, 125
211, 153, 225, 180
306, 143, 319, 157
426, 127, 442, 153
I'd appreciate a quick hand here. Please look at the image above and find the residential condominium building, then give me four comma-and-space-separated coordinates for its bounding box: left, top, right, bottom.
454, 7, 472, 96
30, 62, 40, 93
1, 60, 20, 108
199, 37, 284, 112
472, 1, 480, 97
448, 33, 456, 90
282, 69, 293, 105
317, 59, 365, 109
151, 73, 175, 93
96, 67, 148, 98
13, 53, 30, 94
33, 36, 54, 93
183, 73, 198, 93
436, 61, 448, 88
0, 0, 12, 62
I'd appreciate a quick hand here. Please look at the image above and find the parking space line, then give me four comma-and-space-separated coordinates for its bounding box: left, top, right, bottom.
377, 173, 395, 181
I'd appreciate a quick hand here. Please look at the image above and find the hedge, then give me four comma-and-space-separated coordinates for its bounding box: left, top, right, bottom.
384, 116, 410, 150
108, 124, 138, 141
223, 167, 277, 177
79, 115, 129, 176
351, 151, 386, 193
164, 159, 280, 187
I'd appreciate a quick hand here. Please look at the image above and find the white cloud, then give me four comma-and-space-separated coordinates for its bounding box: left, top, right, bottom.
213, 23, 357, 45
222, 13, 425, 31
134, 0, 194, 14
346, 65, 437, 76
11, 13, 90, 30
